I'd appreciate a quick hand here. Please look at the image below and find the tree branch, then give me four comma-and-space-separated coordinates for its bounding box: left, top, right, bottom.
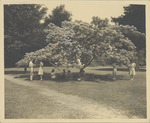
82, 57, 94, 69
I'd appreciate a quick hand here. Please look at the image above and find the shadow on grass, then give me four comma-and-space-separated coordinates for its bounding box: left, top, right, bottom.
93, 68, 146, 72
84, 73, 127, 82
5, 71, 28, 74
12, 72, 127, 83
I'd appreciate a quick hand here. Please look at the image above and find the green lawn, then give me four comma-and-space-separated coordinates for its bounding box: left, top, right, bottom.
5, 66, 146, 118
5, 79, 87, 119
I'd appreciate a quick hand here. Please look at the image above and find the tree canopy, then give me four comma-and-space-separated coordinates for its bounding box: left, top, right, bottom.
17, 18, 137, 69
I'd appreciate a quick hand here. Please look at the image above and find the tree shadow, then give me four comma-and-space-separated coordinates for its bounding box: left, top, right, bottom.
12, 72, 127, 83
84, 73, 128, 82
14, 74, 30, 81
5, 70, 28, 75
93, 68, 128, 72
93, 68, 146, 72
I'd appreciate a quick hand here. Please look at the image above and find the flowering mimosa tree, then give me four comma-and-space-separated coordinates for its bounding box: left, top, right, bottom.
17, 18, 138, 72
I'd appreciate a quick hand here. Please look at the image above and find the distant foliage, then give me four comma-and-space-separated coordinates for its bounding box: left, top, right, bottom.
111, 5, 146, 67
4, 4, 48, 67
112, 5, 145, 33
91, 16, 109, 29
138, 48, 146, 66
44, 4, 72, 27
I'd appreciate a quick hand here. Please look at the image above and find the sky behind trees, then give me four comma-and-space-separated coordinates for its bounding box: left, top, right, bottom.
44, 2, 129, 23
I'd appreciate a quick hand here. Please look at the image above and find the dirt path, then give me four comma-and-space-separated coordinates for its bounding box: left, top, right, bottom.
5, 75, 135, 119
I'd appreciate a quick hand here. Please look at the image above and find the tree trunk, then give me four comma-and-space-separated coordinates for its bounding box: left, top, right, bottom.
24, 67, 27, 73
82, 57, 94, 69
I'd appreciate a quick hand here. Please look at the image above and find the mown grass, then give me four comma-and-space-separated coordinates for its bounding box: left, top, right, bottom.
5, 79, 87, 119
5, 66, 146, 118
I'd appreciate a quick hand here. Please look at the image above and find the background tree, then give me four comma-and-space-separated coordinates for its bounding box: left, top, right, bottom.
4, 4, 48, 67
44, 4, 72, 27
91, 16, 109, 29
111, 5, 145, 33
111, 4, 146, 67
118, 25, 146, 67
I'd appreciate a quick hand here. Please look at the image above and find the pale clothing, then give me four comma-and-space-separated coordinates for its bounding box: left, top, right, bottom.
30, 67, 34, 74
129, 63, 136, 75
129, 67, 136, 75
77, 59, 82, 66
29, 61, 34, 75
112, 67, 117, 75
51, 72, 56, 79
38, 62, 44, 75
29, 61, 34, 68
38, 67, 43, 75
132, 63, 136, 68
29, 61, 34, 81
77, 58, 84, 68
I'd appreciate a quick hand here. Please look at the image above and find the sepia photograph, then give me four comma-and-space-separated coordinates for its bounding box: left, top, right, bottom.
0, 0, 150, 122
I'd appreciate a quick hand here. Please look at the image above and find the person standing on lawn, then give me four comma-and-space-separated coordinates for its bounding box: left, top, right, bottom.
29, 60, 34, 81
38, 61, 44, 80
67, 70, 72, 80
129, 62, 136, 80
112, 64, 117, 80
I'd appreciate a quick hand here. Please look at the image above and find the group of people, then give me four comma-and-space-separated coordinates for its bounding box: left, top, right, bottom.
29, 60, 44, 81
29, 60, 136, 81
49, 69, 73, 81
28, 60, 82, 81
112, 62, 136, 81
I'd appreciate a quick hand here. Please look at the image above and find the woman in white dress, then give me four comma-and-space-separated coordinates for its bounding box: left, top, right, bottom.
129, 63, 136, 80
38, 61, 44, 80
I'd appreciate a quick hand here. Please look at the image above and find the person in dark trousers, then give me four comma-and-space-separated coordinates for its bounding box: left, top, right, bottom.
67, 70, 72, 80
78, 68, 85, 81
62, 69, 67, 81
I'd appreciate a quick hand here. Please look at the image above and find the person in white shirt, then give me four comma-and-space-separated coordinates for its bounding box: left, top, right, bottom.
29, 60, 34, 81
